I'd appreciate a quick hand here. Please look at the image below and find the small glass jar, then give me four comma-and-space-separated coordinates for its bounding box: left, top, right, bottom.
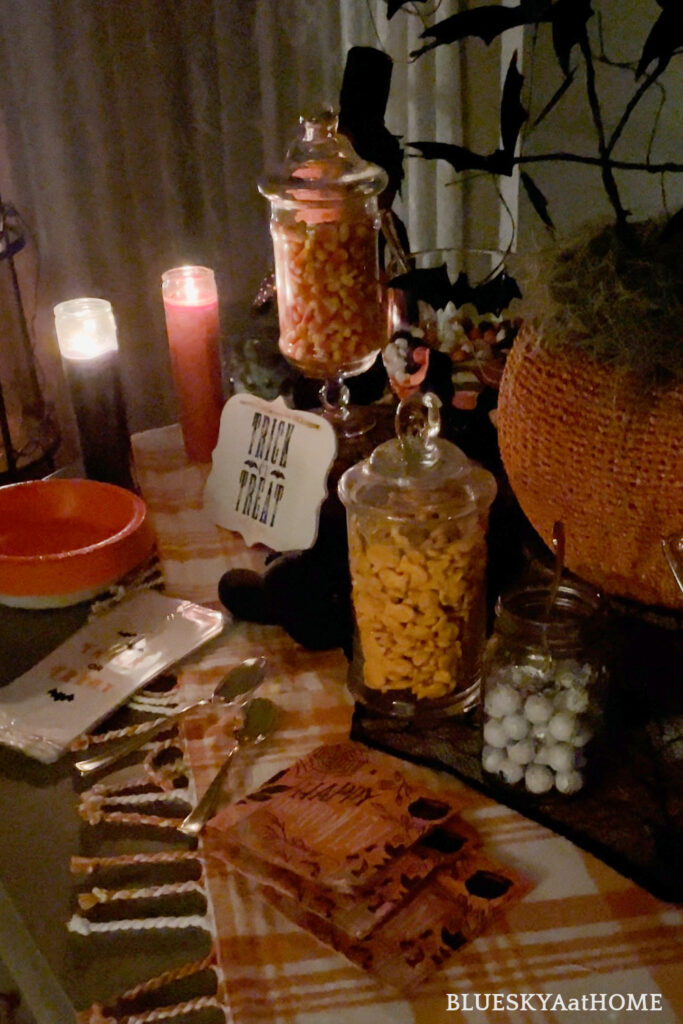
481, 581, 608, 796
338, 393, 497, 721
258, 109, 388, 381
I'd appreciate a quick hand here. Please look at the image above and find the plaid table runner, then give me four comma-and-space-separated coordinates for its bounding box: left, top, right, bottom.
72, 427, 682, 1023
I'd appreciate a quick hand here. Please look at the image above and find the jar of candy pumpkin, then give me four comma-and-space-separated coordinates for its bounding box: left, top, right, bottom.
338, 393, 497, 720
258, 109, 388, 381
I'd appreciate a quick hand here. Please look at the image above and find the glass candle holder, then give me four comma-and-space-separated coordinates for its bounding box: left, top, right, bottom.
161, 265, 224, 463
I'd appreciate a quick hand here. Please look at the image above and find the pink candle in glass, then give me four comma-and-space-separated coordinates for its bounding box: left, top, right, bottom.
162, 265, 224, 462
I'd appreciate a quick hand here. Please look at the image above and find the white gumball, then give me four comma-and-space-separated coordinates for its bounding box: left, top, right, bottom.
484, 683, 521, 718
510, 666, 527, 686
546, 741, 575, 774
556, 660, 590, 688
555, 687, 590, 714
548, 710, 576, 742
524, 693, 553, 724
499, 758, 525, 785
507, 739, 535, 766
502, 713, 530, 741
483, 718, 508, 748
534, 744, 554, 766
555, 769, 584, 794
525, 764, 554, 794
482, 745, 506, 774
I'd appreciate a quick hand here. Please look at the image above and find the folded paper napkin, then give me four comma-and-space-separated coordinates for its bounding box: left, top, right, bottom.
0, 591, 224, 762
206, 741, 531, 991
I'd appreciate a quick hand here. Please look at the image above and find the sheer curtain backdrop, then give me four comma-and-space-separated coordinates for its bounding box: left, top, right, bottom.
0, 0, 490, 447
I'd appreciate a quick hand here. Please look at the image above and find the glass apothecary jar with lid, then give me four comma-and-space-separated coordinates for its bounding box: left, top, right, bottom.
481, 580, 609, 796
258, 109, 388, 435
338, 392, 497, 721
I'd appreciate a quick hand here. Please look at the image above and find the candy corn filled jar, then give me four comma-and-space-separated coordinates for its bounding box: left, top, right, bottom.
338, 393, 497, 720
258, 110, 388, 434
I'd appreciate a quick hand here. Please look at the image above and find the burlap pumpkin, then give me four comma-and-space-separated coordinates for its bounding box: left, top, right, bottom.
497, 327, 683, 610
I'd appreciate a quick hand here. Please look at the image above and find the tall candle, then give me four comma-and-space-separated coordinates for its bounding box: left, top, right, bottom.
161, 265, 224, 463
54, 298, 134, 490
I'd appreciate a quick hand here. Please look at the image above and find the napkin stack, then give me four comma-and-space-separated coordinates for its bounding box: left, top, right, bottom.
206, 741, 530, 991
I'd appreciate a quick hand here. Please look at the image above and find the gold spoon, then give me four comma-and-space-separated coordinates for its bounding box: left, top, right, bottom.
544, 520, 565, 620
75, 657, 267, 775
179, 697, 279, 836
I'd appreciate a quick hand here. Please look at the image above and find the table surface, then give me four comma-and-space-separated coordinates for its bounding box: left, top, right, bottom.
1, 423, 682, 1024
0, 602, 214, 1020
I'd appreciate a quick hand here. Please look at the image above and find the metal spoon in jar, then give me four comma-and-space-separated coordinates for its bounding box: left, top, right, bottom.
74, 656, 268, 775
544, 520, 566, 620
179, 696, 279, 836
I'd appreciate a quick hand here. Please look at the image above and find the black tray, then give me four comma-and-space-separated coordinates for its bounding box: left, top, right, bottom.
352, 604, 683, 904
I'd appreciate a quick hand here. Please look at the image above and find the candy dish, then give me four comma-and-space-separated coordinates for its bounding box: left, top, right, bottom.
0, 478, 155, 609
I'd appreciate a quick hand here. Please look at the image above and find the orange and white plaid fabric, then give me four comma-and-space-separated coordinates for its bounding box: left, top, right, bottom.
132, 425, 270, 603
133, 426, 683, 1024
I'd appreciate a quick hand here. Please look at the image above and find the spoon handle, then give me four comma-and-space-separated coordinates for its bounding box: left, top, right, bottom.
544, 520, 565, 619
74, 659, 266, 776
179, 742, 239, 836
74, 703, 200, 775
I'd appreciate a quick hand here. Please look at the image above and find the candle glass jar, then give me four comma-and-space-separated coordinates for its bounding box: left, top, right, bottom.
53, 298, 133, 490
338, 392, 497, 720
481, 580, 608, 797
259, 110, 388, 437
161, 265, 224, 463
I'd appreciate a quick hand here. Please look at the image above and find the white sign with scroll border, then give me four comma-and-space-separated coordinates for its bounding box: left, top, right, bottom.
204, 394, 337, 551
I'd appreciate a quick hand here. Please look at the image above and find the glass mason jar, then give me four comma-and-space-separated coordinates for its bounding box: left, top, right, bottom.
481, 581, 608, 796
258, 109, 388, 382
338, 393, 497, 721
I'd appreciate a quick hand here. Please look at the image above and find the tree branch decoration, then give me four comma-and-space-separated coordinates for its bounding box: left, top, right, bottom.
396, 0, 683, 235
358, 0, 683, 385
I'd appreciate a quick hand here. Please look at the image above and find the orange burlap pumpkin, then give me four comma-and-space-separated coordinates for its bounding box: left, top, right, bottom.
497, 328, 683, 610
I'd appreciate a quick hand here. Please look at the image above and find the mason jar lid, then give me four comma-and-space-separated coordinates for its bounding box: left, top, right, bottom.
338, 392, 497, 518
258, 109, 388, 206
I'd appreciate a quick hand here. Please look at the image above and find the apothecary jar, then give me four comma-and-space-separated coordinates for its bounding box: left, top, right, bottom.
481, 580, 609, 797
338, 392, 497, 721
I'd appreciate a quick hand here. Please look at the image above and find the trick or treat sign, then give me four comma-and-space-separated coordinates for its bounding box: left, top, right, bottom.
205, 394, 337, 550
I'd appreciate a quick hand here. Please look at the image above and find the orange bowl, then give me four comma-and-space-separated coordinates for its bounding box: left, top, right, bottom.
0, 479, 156, 608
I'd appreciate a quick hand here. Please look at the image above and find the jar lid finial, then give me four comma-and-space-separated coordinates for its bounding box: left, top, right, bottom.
395, 392, 441, 467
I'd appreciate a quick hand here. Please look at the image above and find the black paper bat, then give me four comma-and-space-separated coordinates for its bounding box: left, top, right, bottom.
385, 0, 430, 20
389, 263, 452, 310
521, 171, 555, 232
551, 0, 592, 76
636, 2, 683, 78
411, 0, 554, 58
391, 266, 522, 317
500, 52, 527, 160
453, 270, 523, 317
407, 140, 508, 176
408, 52, 526, 178
48, 688, 74, 703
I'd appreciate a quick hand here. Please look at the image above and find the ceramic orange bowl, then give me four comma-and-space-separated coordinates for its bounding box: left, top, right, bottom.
0, 479, 156, 608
